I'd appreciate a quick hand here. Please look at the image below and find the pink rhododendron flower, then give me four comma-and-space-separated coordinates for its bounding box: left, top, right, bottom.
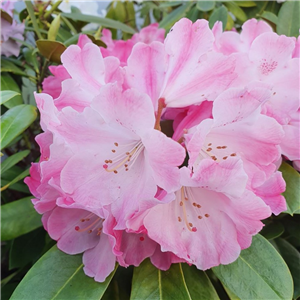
1, 1, 24, 57
26, 16, 295, 283
101, 23, 165, 66
125, 18, 238, 109
213, 19, 300, 166
128, 161, 271, 270
35, 83, 185, 229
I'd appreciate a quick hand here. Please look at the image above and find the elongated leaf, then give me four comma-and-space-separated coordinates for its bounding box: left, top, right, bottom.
234, 1, 256, 7
159, 3, 193, 30
0, 91, 21, 106
196, 1, 215, 12
1, 197, 42, 241
277, 1, 300, 37
260, 222, 284, 240
131, 259, 219, 300
48, 14, 61, 41
261, 11, 278, 25
1, 168, 30, 191
279, 162, 300, 215
1, 150, 30, 174
1, 73, 23, 108
10, 245, 117, 300
224, 2, 247, 22
274, 238, 300, 299
1, 59, 27, 76
209, 5, 228, 31
36, 40, 66, 63
61, 12, 136, 34
9, 228, 46, 270
0, 104, 37, 150
213, 234, 293, 300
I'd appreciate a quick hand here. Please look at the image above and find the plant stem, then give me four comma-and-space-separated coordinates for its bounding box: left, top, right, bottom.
44, 0, 63, 19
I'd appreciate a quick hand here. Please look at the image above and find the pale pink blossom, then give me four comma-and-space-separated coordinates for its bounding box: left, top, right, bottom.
128, 161, 271, 270
101, 23, 165, 66
34, 83, 185, 229
1, 1, 24, 57
125, 18, 238, 109
212, 19, 299, 165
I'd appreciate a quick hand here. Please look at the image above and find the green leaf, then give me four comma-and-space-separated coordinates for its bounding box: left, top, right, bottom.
224, 1, 247, 22
48, 14, 61, 41
1, 150, 30, 174
234, 1, 256, 7
274, 238, 300, 299
61, 12, 136, 34
9, 228, 46, 269
260, 222, 284, 240
279, 162, 300, 215
159, 2, 193, 30
0, 104, 37, 150
1, 197, 42, 241
1, 168, 30, 192
10, 245, 117, 300
131, 259, 219, 300
277, 1, 300, 37
209, 5, 228, 31
25, 1, 43, 39
36, 40, 67, 63
213, 234, 293, 300
261, 11, 278, 25
1, 74, 23, 108
115, 1, 126, 23
0, 91, 21, 106
1, 58, 27, 76
196, 1, 215, 12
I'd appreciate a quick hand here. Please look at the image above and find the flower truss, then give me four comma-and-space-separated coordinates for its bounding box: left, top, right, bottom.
1, 1, 25, 57
25, 18, 299, 282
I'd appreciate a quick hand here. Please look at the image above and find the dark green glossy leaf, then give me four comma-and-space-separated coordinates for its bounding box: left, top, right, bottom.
1, 168, 30, 192
213, 234, 293, 300
261, 11, 278, 25
10, 246, 117, 300
1, 73, 23, 108
209, 5, 228, 31
277, 1, 300, 37
196, 1, 215, 12
159, 3, 193, 30
279, 162, 300, 215
1, 150, 30, 174
0, 104, 37, 150
61, 12, 136, 34
274, 238, 300, 299
1, 59, 27, 76
131, 259, 219, 300
0, 91, 21, 106
260, 222, 284, 240
9, 228, 46, 269
1, 197, 42, 241
36, 40, 67, 63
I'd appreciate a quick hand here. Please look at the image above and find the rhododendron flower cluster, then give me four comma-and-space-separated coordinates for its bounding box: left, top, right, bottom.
1, 0, 25, 57
26, 18, 299, 282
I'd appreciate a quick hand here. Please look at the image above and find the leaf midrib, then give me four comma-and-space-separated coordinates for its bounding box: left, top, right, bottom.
51, 264, 84, 300
239, 255, 282, 299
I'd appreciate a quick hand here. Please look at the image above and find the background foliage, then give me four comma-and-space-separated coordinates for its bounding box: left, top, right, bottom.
1, 1, 299, 299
